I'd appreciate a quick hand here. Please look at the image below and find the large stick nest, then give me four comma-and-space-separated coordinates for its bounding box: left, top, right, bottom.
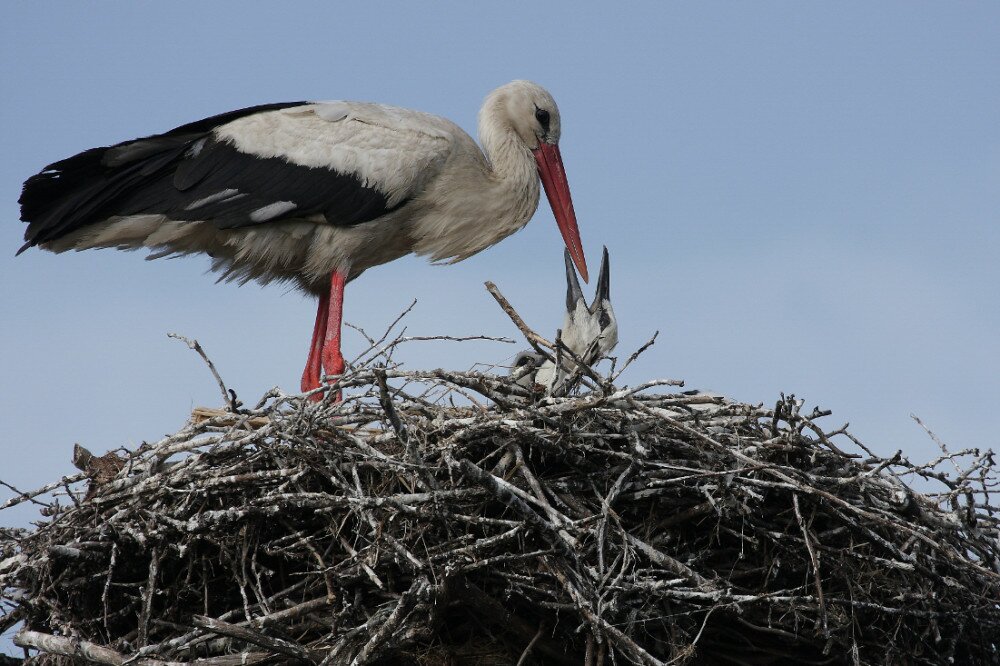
2, 317, 999, 665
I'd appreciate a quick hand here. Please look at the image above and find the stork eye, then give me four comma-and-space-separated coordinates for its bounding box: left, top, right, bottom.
535, 108, 550, 126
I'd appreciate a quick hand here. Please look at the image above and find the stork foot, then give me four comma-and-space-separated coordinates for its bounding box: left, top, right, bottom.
301, 359, 342, 403
317, 269, 348, 403
302, 290, 331, 401
301, 370, 323, 402
301, 269, 347, 403
320, 346, 345, 403
301, 369, 342, 403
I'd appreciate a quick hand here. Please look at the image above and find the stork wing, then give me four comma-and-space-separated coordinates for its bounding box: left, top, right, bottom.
19, 101, 456, 250
188, 102, 456, 228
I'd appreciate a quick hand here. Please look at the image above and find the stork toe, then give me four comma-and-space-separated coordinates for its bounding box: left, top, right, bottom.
319, 344, 345, 402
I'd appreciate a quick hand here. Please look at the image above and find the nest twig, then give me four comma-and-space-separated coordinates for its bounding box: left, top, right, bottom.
2, 289, 998, 665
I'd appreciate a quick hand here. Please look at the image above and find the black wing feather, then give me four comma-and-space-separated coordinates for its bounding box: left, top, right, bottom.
18, 101, 404, 253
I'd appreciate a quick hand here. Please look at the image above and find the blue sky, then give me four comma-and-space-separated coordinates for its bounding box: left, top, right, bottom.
2, 1, 999, 650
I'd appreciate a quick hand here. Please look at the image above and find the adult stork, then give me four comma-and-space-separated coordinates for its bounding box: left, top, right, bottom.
17, 80, 588, 396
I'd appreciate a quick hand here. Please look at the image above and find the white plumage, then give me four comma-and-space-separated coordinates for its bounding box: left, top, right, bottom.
215, 103, 454, 208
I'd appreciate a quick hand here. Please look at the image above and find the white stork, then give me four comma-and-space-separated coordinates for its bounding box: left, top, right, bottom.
18, 80, 588, 397
513, 247, 617, 395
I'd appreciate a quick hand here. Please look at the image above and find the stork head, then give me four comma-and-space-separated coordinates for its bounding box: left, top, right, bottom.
495, 81, 563, 148
511, 350, 545, 389
480, 80, 587, 282
561, 246, 617, 365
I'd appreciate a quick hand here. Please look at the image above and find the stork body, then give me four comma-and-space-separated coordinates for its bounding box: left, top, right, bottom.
18, 81, 587, 396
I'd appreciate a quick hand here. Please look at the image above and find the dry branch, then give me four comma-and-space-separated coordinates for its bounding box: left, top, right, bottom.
2, 299, 999, 665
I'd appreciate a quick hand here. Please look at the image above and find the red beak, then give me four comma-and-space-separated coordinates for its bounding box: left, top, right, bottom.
532, 143, 588, 282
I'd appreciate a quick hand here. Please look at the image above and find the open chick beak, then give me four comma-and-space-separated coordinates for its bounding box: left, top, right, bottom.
533, 143, 588, 283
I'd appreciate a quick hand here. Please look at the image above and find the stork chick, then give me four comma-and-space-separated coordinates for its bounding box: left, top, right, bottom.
514, 247, 617, 395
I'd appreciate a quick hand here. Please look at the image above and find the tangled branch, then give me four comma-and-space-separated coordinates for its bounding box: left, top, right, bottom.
2, 295, 998, 665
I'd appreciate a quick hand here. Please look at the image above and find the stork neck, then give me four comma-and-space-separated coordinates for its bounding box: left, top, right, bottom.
477, 85, 542, 212
482, 126, 534, 179
478, 124, 540, 230
409, 108, 541, 264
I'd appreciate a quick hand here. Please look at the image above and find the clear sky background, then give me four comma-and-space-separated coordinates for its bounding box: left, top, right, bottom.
1, 2, 999, 651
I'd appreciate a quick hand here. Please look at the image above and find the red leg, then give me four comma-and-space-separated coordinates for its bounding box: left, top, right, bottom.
301, 290, 331, 394
321, 270, 348, 398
